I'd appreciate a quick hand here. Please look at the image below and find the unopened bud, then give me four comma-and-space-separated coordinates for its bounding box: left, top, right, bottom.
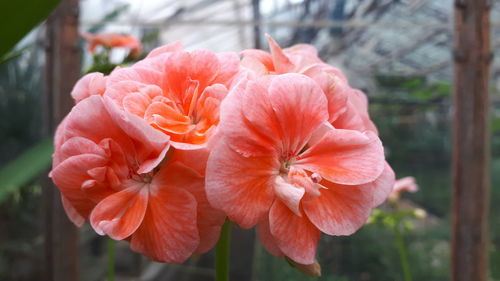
414, 208, 427, 219
286, 257, 322, 277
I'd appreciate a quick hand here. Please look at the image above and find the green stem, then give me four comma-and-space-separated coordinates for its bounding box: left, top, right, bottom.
107, 237, 116, 281
215, 220, 231, 281
394, 221, 412, 281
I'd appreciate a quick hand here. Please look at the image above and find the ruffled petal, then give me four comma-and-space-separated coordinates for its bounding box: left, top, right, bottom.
130, 184, 199, 263
296, 128, 384, 185
257, 216, 284, 258
71, 72, 106, 103
269, 200, 320, 264
273, 176, 305, 216
206, 140, 278, 228
90, 181, 148, 240
155, 161, 225, 254
370, 162, 396, 207
218, 79, 279, 156
266, 34, 295, 73
267, 74, 329, 154
302, 180, 372, 236
103, 96, 170, 173
146, 41, 183, 58
50, 154, 109, 220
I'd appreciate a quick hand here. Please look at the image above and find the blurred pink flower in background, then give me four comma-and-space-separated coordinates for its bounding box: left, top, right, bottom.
82, 32, 143, 58
389, 176, 419, 202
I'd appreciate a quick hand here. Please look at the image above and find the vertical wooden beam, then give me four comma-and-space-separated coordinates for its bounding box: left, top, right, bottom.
43, 0, 81, 280
452, 0, 491, 280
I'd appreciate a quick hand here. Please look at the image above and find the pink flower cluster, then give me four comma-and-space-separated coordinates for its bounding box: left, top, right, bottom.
50, 36, 395, 265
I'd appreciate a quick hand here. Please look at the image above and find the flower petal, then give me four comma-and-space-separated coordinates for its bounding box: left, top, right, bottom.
267, 74, 329, 154
103, 96, 170, 173
297, 128, 384, 185
218, 79, 279, 156
71, 72, 106, 103
130, 184, 199, 263
90, 181, 148, 240
302, 180, 373, 236
155, 160, 226, 254
206, 140, 278, 228
273, 176, 305, 216
269, 200, 320, 264
50, 154, 109, 220
146, 41, 183, 58
61, 195, 85, 227
370, 162, 396, 207
266, 34, 295, 73
257, 216, 284, 258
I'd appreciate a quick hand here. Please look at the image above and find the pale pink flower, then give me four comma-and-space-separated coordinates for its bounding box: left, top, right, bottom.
389, 177, 418, 201
206, 74, 395, 264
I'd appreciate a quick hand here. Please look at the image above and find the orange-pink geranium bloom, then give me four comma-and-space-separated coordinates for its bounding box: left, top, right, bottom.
241, 35, 377, 133
103, 41, 240, 150
82, 32, 143, 58
50, 95, 224, 263
206, 74, 395, 264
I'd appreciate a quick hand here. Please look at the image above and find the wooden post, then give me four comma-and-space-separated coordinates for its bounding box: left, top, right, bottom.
43, 0, 81, 280
251, 0, 261, 49
452, 0, 491, 280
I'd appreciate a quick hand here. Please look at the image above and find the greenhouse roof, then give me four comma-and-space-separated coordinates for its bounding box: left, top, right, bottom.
79, 0, 500, 89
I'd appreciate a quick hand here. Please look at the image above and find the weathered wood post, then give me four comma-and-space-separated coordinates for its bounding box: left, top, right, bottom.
43, 0, 81, 280
452, 0, 491, 280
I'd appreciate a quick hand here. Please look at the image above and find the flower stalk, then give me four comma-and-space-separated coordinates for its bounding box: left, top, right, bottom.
215, 220, 231, 281
393, 221, 412, 281
108, 237, 116, 281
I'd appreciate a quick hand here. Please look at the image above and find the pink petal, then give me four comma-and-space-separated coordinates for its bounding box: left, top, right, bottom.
130, 184, 199, 263
297, 128, 384, 185
273, 176, 305, 216
58, 136, 106, 162
106, 66, 164, 88
267, 74, 329, 154
103, 96, 170, 173
61, 195, 85, 227
105, 80, 163, 107
50, 154, 109, 220
146, 41, 183, 58
63, 96, 135, 155
301, 64, 348, 123
269, 200, 320, 264
213, 52, 240, 86
240, 48, 275, 71
90, 182, 148, 240
257, 216, 284, 258
189, 49, 220, 87
266, 34, 295, 73
71, 72, 106, 103
332, 89, 378, 134
206, 140, 278, 228
218, 79, 279, 156
154, 161, 226, 254
302, 180, 373, 236
371, 162, 396, 207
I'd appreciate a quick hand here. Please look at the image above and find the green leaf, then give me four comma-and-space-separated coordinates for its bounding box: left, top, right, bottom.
0, 0, 61, 58
0, 139, 53, 203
